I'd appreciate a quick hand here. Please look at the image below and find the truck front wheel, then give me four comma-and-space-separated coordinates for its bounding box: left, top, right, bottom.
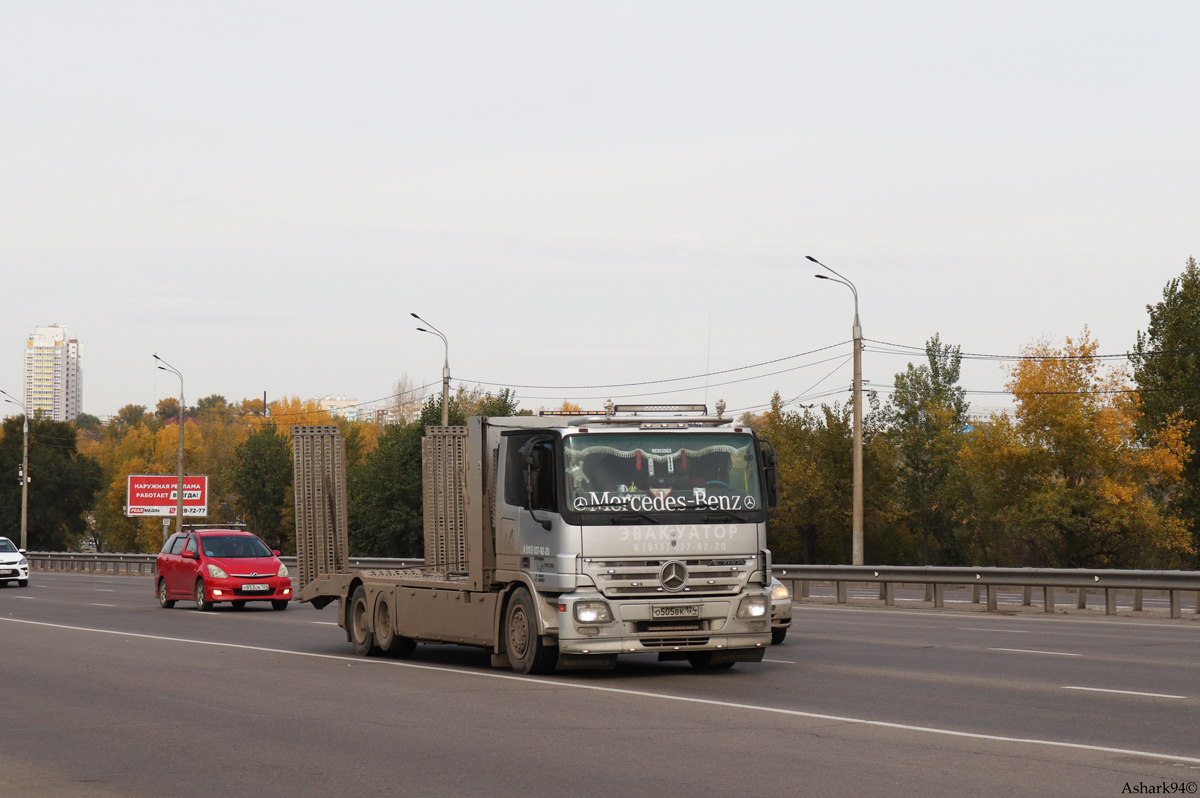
349, 586, 381, 657
505, 588, 557, 675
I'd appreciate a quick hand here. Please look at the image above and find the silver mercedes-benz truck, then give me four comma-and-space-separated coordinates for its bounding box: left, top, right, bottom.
295, 403, 780, 674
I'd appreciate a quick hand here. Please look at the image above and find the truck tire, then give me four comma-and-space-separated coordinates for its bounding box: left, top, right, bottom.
687, 652, 736, 670
505, 588, 557, 675
374, 598, 417, 658
349, 585, 381, 657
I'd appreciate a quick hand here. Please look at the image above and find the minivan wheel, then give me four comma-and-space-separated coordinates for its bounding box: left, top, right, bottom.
194, 579, 213, 611
158, 579, 175, 608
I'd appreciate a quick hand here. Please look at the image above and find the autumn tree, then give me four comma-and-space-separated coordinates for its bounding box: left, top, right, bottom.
1131, 257, 1200, 563
883, 335, 969, 564
961, 330, 1192, 568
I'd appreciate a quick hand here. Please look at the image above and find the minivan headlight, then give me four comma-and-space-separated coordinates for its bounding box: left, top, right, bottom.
573, 601, 612, 624
737, 595, 768, 619
277, 562, 289, 578
206, 564, 228, 579
770, 583, 790, 601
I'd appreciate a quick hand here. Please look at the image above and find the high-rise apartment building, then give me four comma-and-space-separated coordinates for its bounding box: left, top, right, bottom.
23, 326, 82, 422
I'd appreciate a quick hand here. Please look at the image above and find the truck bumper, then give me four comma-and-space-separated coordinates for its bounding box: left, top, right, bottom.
554, 591, 772, 655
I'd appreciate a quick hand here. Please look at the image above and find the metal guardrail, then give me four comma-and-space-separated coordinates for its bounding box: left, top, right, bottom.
27, 553, 1200, 620
771, 564, 1200, 619
26, 553, 424, 579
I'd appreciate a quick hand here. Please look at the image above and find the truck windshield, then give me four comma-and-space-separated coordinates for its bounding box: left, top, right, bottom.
563, 432, 762, 517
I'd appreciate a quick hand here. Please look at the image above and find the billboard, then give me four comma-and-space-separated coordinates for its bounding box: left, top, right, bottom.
125, 475, 208, 517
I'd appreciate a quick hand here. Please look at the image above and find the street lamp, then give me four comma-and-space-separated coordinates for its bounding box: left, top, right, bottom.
153, 355, 186, 541
808, 255, 864, 566
0, 389, 29, 551
411, 313, 450, 427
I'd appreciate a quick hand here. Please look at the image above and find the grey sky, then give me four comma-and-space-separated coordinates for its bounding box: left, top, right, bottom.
2, 3, 1197, 418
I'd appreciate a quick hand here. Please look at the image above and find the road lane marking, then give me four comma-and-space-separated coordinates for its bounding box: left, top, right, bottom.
312, 621, 339, 625
95, 589, 115, 592
3, 617, 1199, 767
960, 628, 1030, 634
989, 648, 1080, 657
91, 603, 116, 607
1063, 686, 1186, 699
11, 596, 34, 600
764, 659, 796, 664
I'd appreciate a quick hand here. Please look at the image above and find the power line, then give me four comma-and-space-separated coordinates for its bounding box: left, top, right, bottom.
457, 341, 852, 391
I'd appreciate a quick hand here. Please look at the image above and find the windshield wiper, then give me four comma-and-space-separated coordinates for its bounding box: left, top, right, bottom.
607, 510, 659, 525
704, 510, 752, 524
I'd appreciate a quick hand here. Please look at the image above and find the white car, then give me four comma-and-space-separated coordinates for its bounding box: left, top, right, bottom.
0, 538, 28, 587
770, 576, 792, 644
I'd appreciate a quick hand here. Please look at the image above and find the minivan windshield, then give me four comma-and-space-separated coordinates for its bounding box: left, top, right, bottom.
563, 432, 762, 517
201, 535, 273, 558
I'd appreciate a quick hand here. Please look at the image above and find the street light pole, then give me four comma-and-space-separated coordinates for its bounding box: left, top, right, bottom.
808, 255, 864, 566
154, 356, 186, 541
1, 390, 29, 551
411, 313, 450, 426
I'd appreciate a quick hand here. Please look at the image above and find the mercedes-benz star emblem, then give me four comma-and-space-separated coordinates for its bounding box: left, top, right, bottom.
660, 561, 688, 592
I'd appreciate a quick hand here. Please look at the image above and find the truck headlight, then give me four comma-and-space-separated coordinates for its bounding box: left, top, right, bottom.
277, 563, 289, 578
206, 564, 228, 579
737, 595, 768, 619
573, 601, 612, 624
770, 583, 790, 601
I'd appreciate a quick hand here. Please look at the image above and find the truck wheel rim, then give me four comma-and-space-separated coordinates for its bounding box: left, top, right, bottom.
509, 606, 530, 659
353, 599, 368, 643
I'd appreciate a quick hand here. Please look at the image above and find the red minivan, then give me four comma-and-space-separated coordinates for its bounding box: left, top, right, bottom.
156, 528, 291, 611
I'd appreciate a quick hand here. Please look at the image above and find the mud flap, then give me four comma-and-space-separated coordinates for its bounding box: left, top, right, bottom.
708, 647, 765, 665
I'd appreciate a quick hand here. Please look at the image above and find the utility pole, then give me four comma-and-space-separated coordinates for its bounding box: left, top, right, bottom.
809, 255, 864, 566
412, 313, 450, 426
0, 390, 29, 551
154, 356, 186, 540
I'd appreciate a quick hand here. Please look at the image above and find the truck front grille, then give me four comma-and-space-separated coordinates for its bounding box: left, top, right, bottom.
639, 637, 711, 648
583, 557, 753, 599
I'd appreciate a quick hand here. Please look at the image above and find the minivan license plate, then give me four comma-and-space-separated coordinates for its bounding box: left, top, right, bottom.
652, 605, 699, 619
241, 583, 270, 591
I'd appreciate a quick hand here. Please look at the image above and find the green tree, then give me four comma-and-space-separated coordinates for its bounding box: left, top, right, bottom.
1132, 256, 1200, 563
760, 392, 905, 564
194, 394, 228, 413
226, 422, 294, 553
347, 397, 467, 557
0, 416, 102, 550
883, 334, 969, 564
73, 413, 102, 429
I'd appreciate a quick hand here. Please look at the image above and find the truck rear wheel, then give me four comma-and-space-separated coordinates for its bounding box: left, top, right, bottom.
375, 598, 417, 658
505, 588, 557, 675
349, 585, 381, 657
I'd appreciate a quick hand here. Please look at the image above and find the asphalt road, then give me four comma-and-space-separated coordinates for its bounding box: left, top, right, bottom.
2, 573, 1199, 798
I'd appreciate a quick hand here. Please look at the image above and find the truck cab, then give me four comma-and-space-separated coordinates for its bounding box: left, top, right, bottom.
487, 403, 777, 670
